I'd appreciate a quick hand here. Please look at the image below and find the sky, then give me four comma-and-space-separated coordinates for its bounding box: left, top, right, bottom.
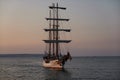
0, 0, 120, 56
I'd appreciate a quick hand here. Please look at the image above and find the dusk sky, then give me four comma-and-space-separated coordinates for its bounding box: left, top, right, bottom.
0, 0, 120, 56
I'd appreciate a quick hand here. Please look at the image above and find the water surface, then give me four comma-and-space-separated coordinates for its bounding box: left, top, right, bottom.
0, 54, 120, 80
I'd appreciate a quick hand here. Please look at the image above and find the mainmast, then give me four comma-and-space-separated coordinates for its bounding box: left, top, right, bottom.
43, 3, 71, 58
48, 10, 51, 55
56, 3, 59, 57
52, 3, 55, 55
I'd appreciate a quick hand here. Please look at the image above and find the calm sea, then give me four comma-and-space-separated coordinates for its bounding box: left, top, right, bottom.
0, 54, 120, 80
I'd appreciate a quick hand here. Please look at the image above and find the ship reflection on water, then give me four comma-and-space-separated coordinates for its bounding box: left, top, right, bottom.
43, 68, 72, 80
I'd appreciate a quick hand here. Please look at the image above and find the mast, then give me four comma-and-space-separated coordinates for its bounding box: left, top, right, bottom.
49, 10, 51, 55
56, 3, 59, 57
52, 3, 55, 55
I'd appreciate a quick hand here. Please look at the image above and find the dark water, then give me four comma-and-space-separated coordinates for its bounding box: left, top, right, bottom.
0, 54, 120, 80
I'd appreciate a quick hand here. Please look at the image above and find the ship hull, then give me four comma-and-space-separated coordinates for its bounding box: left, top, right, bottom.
42, 59, 63, 69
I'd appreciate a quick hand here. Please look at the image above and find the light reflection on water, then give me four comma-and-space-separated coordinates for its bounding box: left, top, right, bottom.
43, 68, 72, 80
0, 56, 120, 80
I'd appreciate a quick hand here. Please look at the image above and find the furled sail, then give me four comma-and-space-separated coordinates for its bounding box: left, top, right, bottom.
43, 40, 71, 43
44, 29, 71, 32
46, 18, 69, 21
49, 6, 66, 10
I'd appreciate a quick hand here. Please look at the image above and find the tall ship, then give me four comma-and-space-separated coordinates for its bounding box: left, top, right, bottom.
43, 3, 72, 69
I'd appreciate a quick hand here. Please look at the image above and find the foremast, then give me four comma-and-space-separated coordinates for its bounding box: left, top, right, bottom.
43, 3, 71, 58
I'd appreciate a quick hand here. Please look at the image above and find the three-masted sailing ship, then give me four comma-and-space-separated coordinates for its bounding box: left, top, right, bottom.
43, 3, 72, 69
